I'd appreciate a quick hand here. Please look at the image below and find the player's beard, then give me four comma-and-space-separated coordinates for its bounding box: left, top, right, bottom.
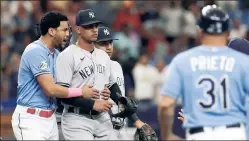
53, 36, 64, 50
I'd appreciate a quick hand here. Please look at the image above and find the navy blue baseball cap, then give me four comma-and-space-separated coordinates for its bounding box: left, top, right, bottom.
228, 38, 249, 55
95, 26, 118, 43
76, 9, 101, 26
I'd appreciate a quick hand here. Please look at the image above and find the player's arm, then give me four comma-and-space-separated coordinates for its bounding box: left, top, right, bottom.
26, 49, 84, 98
158, 60, 182, 140
244, 61, 249, 96
106, 60, 123, 104
56, 51, 111, 112
109, 82, 123, 104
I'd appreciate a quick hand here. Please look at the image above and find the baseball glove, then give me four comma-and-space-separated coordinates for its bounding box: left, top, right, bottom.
134, 123, 158, 141
111, 96, 138, 118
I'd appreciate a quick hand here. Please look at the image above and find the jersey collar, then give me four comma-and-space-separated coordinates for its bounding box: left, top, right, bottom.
37, 39, 55, 55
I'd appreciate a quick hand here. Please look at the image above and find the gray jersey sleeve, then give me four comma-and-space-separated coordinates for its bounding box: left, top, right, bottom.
56, 50, 74, 87
108, 61, 116, 88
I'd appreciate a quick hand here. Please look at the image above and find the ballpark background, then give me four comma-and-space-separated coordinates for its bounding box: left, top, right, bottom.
1, 0, 249, 140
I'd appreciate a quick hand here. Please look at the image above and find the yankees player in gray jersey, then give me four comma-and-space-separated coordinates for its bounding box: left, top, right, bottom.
55, 9, 124, 140
94, 26, 157, 140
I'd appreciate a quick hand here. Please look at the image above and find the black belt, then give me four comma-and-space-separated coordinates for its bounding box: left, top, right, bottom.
67, 107, 99, 116
189, 123, 241, 134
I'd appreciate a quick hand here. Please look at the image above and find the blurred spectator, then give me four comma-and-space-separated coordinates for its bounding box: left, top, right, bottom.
13, 2, 32, 43
1, 1, 16, 48
114, 23, 141, 62
147, 26, 171, 58
14, 33, 31, 55
113, 1, 141, 32
154, 58, 167, 103
132, 52, 158, 104
29, 1, 44, 41
216, 1, 238, 15
8, 53, 21, 99
160, 1, 185, 43
1, 42, 10, 69
172, 34, 189, 53
183, 2, 200, 48
9, 1, 32, 16
138, 1, 164, 51
50, 1, 69, 13
139, 1, 161, 29
67, 0, 86, 44
1, 64, 12, 101
87, 1, 116, 28
229, 18, 248, 40
239, 0, 249, 26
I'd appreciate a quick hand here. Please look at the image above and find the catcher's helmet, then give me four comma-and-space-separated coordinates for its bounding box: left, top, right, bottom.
197, 5, 230, 34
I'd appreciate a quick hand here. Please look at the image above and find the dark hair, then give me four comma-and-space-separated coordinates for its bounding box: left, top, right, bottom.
40, 11, 68, 35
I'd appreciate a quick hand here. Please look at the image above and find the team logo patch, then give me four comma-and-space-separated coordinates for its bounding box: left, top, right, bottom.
103, 29, 110, 35
39, 61, 48, 70
89, 12, 95, 18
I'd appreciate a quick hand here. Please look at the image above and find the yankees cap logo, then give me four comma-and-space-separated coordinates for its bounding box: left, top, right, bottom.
89, 12, 95, 18
103, 29, 110, 35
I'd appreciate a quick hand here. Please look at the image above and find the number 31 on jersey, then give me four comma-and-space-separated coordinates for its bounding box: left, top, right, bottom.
196, 74, 229, 111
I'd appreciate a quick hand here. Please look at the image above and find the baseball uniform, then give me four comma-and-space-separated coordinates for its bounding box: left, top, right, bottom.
56, 43, 117, 140
11, 40, 59, 140
108, 60, 132, 140
228, 38, 249, 140
161, 45, 249, 140
94, 25, 133, 140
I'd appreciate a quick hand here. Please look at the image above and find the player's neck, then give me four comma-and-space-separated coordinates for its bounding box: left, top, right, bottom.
39, 36, 55, 52
201, 36, 227, 47
77, 38, 94, 52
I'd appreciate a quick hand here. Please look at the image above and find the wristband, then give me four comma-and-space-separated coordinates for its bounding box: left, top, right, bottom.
67, 88, 82, 98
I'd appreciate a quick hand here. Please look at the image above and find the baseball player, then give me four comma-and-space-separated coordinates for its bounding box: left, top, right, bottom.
11, 12, 98, 140
177, 38, 249, 140
228, 38, 249, 140
158, 5, 249, 140
55, 9, 137, 140
94, 25, 158, 140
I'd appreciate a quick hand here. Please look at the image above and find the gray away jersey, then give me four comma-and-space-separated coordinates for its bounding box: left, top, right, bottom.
108, 60, 125, 114
56, 44, 114, 103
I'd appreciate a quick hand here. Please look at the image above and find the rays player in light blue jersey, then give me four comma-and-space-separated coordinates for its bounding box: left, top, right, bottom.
158, 5, 249, 140
228, 38, 249, 140
11, 12, 98, 140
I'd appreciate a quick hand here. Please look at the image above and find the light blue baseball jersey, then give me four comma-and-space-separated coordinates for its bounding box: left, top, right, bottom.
161, 46, 249, 128
246, 97, 249, 139
17, 40, 60, 110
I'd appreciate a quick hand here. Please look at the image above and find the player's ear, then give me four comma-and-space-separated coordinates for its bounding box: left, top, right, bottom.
76, 26, 81, 35
48, 28, 56, 37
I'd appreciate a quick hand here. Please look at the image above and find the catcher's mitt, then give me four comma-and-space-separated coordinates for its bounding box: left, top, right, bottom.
111, 96, 138, 118
134, 123, 158, 141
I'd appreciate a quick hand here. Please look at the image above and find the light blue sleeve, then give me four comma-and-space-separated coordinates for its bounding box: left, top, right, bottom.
244, 62, 249, 95
24, 48, 51, 77
160, 58, 182, 100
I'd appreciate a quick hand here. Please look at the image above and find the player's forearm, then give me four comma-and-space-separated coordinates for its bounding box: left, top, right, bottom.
127, 113, 144, 128
47, 84, 70, 98
158, 106, 174, 140
37, 74, 82, 98
109, 83, 122, 104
